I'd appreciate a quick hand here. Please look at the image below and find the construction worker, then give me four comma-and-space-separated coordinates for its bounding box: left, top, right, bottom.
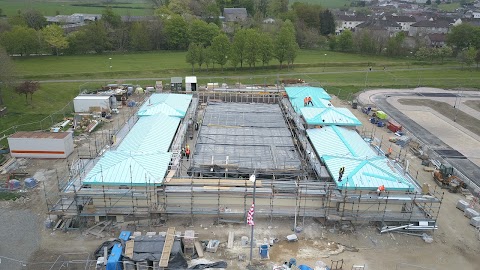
307, 96, 314, 106
304, 96, 308, 107
386, 147, 393, 158
377, 185, 385, 195
338, 166, 345, 182
185, 145, 191, 160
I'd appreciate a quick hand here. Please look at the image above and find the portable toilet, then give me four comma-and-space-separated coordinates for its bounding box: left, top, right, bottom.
8, 179, 21, 190
171, 77, 183, 91
24, 178, 38, 188
185, 76, 197, 91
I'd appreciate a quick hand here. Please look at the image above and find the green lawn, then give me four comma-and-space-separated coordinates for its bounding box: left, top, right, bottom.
437, 3, 460, 12
0, 0, 152, 16
290, 0, 351, 9
13, 50, 411, 80
0, 82, 80, 132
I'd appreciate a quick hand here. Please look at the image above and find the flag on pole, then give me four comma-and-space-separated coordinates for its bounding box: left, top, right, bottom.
247, 203, 255, 226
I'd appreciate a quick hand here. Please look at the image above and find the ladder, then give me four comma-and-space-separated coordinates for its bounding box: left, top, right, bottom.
159, 227, 175, 268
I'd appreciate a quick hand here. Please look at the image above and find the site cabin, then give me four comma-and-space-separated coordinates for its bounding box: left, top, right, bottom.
73, 95, 116, 113
387, 119, 402, 133
8, 131, 74, 159
185, 76, 197, 92
170, 77, 183, 92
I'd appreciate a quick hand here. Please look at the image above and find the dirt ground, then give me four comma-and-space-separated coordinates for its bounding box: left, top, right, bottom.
1, 93, 480, 270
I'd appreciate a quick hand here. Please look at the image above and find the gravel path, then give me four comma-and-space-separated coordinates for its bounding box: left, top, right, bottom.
0, 209, 40, 270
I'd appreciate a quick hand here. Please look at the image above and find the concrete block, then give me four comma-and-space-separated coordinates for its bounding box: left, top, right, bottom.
116, 215, 125, 223
470, 216, 480, 227
456, 199, 469, 211
464, 208, 479, 219
146, 232, 156, 236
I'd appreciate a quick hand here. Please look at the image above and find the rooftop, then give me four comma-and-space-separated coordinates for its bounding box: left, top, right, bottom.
83, 151, 172, 186
322, 155, 414, 191
191, 102, 302, 176
9, 131, 72, 139
301, 107, 362, 126
138, 93, 192, 118
307, 126, 377, 159
117, 114, 180, 153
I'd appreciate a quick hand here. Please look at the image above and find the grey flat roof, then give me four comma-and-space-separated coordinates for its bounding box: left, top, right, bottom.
191, 102, 302, 175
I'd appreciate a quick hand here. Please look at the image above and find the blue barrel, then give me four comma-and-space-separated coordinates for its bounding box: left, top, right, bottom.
298, 265, 313, 270
259, 245, 269, 259
289, 258, 297, 267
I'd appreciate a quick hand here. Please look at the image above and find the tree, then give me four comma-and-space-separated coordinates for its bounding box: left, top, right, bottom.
102, 7, 122, 29
435, 0, 441, 4
231, 29, 248, 68
22, 9, 47, 30
168, 0, 191, 15
15, 81, 40, 104
447, 24, 480, 52
356, 31, 377, 55
163, 15, 189, 50
41, 24, 68, 55
275, 20, 298, 69
188, 19, 220, 47
84, 21, 109, 53
204, 46, 212, 72
244, 29, 261, 68
210, 33, 230, 72
259, 34, 273, 67
426, 0, 431, 4
386, 32, 405, 57
186, 43, 199, 73
0, 46, 15, 105
268, 0, 289, 16
415, 47, 431, 61
461, 47, 476, 68
65, 30, 88, 54
328, 35, 336, 50
0, 26, 40, 56
476, 49, 480, 68
129, 22, 152, 51
337, 30, 354, 52
438, 46, 453, 63
320, 9, 335, 36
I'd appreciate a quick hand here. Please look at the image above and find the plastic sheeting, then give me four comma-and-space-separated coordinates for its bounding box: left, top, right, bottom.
189, 261, 228, 269
129, 235, 188, 269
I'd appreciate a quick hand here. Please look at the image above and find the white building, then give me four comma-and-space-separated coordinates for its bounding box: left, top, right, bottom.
8, 132, 74, 159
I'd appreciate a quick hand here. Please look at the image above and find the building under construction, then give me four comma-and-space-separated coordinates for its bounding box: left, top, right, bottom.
46, 84, 443, 231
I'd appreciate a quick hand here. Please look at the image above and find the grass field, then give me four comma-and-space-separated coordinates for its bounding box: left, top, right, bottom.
13, 50, 412, 80
290, 0, 351, 9
0, 0, 151, 16
437, 3, 460, 12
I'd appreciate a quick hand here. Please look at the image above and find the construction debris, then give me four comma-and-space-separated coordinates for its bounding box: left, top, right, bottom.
206, 240, 219, 253
84, 221, 111, 238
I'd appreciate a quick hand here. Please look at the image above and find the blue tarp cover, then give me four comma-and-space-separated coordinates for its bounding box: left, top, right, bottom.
106, 231, 131, 270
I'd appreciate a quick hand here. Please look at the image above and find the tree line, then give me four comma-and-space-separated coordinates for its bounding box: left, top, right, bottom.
186, 20, 297, 72
329, 23, 480, 67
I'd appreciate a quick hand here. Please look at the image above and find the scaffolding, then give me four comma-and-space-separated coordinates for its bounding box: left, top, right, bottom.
45, 89, 443, 230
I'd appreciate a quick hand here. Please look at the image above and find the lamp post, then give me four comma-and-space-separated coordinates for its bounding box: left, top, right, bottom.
364, 68, 369, 89
248, 174, 256, 264
454, 90, 462, 122
109, 57, 112, 70
323, 54, 327, 72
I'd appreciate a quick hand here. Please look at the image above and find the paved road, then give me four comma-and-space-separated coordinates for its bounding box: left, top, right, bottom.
363, 89, 480, 190
34, 66, 463, 83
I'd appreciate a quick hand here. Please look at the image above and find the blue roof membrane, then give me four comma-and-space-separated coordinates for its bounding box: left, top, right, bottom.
301, 107, 362, 126
290, 96, 332, 114
285, 86, 331, 100
322, 155, 414, 191
307, 126, 377, 158
117, 114, 180, 153
83, 151, 172, 186
138, 93, 192, 118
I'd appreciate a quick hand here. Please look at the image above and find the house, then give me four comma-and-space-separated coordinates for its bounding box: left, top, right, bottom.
356, 19, 402, 37
383, 15, 417, 31
223, 8, 247, 22
408, 19, 451, 36
263, 18, 275, 24
335, 14, 369, 35
425, 33, 447, 47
